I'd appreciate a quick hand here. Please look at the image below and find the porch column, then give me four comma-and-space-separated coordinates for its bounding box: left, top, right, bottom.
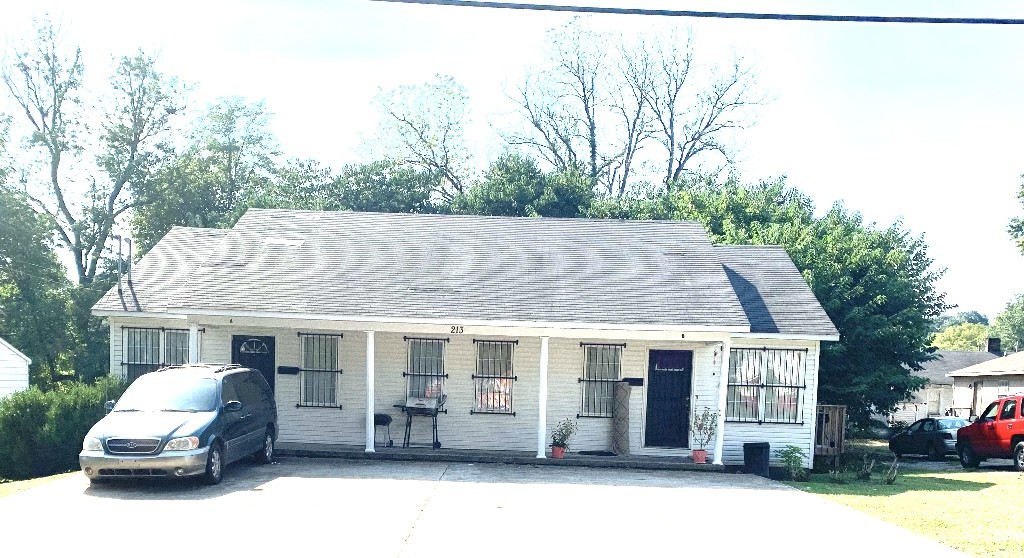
365, 330, 376, 453
713, 339, 731, 465
536, 336, 550, 459
188, 324, 199, 364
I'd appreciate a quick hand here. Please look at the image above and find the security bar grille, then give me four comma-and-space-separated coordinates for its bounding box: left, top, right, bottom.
472, 340, 517, 415
579, 344, 622, 418
405, 338, 447, 399
298, 333, 343, 408
122, 328, 192, 382
727, 348, 806, 424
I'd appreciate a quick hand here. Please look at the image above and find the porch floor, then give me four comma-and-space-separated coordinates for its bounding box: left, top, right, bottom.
276, 442, 725, 472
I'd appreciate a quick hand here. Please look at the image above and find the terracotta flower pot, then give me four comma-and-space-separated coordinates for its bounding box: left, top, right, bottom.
692, 448, 708, 464
551, 445, 566, 458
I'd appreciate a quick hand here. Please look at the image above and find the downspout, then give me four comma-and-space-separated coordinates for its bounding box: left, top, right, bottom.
713, 339, 731, 465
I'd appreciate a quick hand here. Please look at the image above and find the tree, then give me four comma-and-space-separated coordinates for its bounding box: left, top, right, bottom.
993, 294, 1024, 353
131, 97, 278, 253
931, 323, 991, 351
2, 19, 184, 284
0, 186, 75, 385
506, 21, 761, 196
371, 75, 471, 202
590, 176, 946, 426
931, 310, 989, 332
453, 153, 594, 218
331, 159, 438, 214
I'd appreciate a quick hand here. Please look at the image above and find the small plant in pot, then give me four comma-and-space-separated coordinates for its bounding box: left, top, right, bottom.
550, 418, 578, 458
690, 407, 717, 464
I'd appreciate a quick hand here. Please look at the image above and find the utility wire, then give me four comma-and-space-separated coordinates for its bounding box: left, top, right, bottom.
370, 0, 1024, 25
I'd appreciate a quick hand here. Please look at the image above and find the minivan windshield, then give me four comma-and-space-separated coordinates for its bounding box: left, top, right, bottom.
115, 374, 218, 412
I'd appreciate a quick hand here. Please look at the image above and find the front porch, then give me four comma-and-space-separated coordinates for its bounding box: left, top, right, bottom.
276, 442, 726, 472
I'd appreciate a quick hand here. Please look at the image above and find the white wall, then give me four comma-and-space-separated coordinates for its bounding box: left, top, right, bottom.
953, 376, 1024, 415
106, 318, 822, 465
0, 340, 30, 400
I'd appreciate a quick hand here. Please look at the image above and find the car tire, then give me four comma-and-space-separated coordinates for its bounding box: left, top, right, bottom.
253, 428, 274, 464
927, 442, 943, 461
1014, 442, 1024, 473
958, 443, 980, 469
203, 443, 224, 485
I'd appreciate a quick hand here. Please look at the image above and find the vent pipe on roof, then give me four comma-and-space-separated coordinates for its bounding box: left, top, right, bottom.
111, 235, 123, 295
125, 237, 133, 284
987, 337, 1002, 356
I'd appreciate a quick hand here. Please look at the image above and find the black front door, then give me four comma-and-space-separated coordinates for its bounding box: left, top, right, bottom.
231, 335, 276, 392
645, 350, 693, 447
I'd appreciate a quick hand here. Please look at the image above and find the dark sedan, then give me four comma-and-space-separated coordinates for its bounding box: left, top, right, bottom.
889, 417, 968, 460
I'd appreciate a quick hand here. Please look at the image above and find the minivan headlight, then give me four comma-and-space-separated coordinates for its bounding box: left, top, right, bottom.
164, 437, 200, 451
83, 437, 102, 452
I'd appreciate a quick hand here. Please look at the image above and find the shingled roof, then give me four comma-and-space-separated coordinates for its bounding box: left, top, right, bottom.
914, 350, 1001, 385
94, 209, 838, 337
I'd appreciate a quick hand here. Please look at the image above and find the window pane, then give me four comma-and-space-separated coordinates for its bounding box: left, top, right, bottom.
581, 345, 620, 417
125, 328, 161, 382
165, 330, 189, 365
475, 341, 515, 413
300, 335, 341, 407
727, 348, 805, 423
408, 339, 445, 399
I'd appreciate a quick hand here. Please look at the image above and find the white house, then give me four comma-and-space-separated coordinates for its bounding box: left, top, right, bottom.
890, 346, 1001, 422
0, 336, 31, 400
92, 209, 839, 467
950, 350, 1024, 416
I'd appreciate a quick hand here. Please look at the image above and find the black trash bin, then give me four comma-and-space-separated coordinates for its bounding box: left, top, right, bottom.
743, 442, 770, 478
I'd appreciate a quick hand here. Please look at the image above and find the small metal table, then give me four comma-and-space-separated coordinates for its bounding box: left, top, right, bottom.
394, 395, 446, 449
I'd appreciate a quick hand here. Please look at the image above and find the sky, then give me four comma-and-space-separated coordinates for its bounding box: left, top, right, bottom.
1, 0, 1023, 320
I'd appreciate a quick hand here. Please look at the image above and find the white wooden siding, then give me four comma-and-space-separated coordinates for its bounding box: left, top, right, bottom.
719, 339, 820, 468
0, 340, 30, 400
954, 376, 1024, 414
103, 319, 822, 465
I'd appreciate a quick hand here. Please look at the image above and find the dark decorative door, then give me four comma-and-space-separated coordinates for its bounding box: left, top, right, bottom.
231, 335, 276, 392
645, 350, 693, 447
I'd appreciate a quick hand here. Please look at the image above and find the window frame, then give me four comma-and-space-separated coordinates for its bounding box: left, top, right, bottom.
122, 327, 196, 382
471, 339, 518, 416
578, 343, 624, 419
297, 332, 343, 409
726, 348, 807, 424
405, 337, 448, 401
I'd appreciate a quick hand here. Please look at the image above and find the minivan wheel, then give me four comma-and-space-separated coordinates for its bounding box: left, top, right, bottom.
1014, 442, 1024, 472
958, 443, 980, 469
254, 428, 274, 464
204, 443, 224, 485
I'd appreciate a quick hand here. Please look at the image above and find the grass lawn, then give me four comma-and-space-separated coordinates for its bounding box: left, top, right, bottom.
789, 440, 1023, 557
0, 473, 74, 498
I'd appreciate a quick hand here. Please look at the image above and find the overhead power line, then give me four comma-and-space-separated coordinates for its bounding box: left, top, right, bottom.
370, 0, 1024, 25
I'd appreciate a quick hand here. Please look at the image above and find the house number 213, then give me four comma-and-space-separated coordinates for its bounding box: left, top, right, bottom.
450, 326, 464, 334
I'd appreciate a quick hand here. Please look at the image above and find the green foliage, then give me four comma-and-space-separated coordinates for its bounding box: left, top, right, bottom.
0, 187, 76, 384
931, 310, 988, 332
777, 445, 809, 481
453, 154, 593, 218
0, 376, 126, 480
550, 418, 578, 448
931, 323, 991, 351
332, 160, 439, 214
689, 407, 717, 449
992, 293, 1024, 353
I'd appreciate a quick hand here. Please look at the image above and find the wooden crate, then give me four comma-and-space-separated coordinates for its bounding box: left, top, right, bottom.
814, 405, 846, 456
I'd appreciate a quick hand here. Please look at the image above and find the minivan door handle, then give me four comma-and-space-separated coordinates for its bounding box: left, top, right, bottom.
240, 413, 252, 420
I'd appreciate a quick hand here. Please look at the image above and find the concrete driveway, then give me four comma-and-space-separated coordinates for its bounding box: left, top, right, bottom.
0, 458, 968, 558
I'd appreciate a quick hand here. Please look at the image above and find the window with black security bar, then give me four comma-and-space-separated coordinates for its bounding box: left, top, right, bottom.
472, 340, 517, 415
299, 334, 342, 408
122, 328, 192, 382
579, 344, 622, 418
407, 338, 446, 399
726, 348, 806, 424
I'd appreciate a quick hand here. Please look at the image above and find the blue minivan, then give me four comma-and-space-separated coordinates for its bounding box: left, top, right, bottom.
80, 364, 277, 484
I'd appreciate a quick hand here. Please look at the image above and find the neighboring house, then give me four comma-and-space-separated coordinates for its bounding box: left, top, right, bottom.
950, 349, 1024, 416
890, 342, 1001, 423
0, 336, 31, 400
92, 209, 839, 467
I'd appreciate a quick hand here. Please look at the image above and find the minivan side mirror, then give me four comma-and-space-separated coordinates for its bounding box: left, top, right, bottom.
104, 400, 116, 415
224, 400, 243, 412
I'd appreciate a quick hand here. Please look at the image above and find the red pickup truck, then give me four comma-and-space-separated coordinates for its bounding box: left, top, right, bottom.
956, 394, 1024, 471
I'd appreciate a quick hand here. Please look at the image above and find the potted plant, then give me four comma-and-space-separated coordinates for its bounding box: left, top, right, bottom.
690, 407, 717, 464
550, 418, 578, 458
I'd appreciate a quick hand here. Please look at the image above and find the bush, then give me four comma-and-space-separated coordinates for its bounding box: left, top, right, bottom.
0, 376, 126, 480
777, 445, 809, 481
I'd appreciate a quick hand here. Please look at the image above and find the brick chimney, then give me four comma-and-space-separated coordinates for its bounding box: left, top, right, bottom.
987, 337, 1002, 356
